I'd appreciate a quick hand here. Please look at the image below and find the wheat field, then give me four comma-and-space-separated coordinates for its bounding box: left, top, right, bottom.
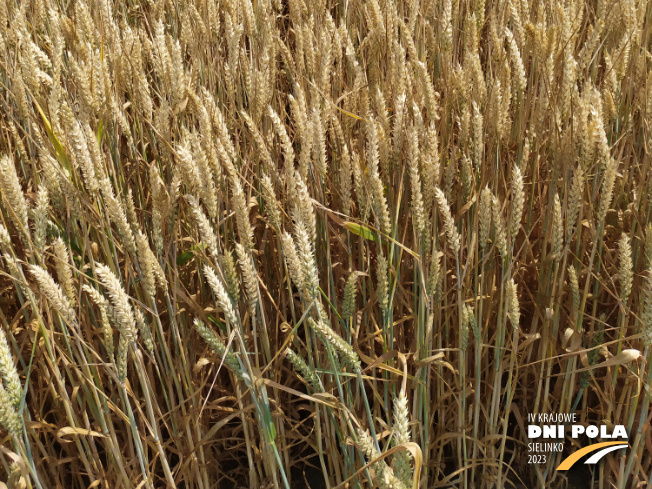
0, 0, 651, 487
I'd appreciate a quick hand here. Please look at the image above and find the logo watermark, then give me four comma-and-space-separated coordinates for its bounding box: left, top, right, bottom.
526, 413, 628, 470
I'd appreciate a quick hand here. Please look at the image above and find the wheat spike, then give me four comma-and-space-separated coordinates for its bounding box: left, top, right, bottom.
644, 223, 652, 268
187, 195, 219, 261
641, 270, 652, 347
0, 384, 21, 435
203, 264, 240, 327
506, 279, 520, 330
32, 184, 49, 253
308, 317, 360, 370
434, 187, 460, 256
479, 187, 493, 250
52, 238, 76, 307
235, 243, 259, 315
551, 193, 563, 260
0, 155, 29, 238
29, 264, 76, 326
510, 165, 524, 239
597, 158, 617, 227
356, 428, 408, 489
0, 328, 21, 408
393, 393, 413, 486
341, 272, 358, 319
285, 348, 320, 390
568, 266, 580, 319
407, 125, 427, 240
492, 196, 508, 259
95, 264, 136, 339
567, 165, 584, 237
619, 234, 633, 305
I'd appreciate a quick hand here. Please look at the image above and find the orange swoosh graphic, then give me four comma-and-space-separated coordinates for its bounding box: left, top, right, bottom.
556, 442, 628, 470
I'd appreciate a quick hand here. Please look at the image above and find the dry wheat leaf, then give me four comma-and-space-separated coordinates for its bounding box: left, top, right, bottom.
57, 426, 108, 442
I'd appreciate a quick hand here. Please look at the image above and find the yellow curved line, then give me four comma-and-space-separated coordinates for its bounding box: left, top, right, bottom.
556, 442, 628, 470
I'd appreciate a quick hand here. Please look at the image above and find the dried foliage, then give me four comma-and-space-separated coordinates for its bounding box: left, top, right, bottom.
0, 0, 651, 488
